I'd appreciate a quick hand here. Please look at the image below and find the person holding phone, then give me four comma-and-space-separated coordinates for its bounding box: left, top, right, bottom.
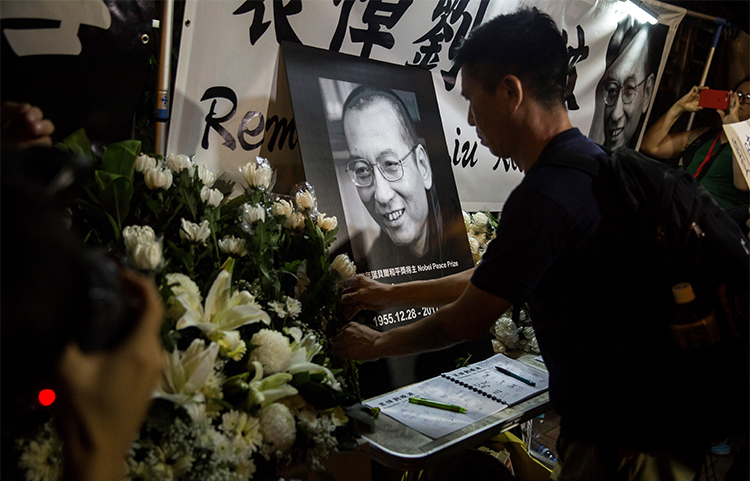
641, 79, 750, 217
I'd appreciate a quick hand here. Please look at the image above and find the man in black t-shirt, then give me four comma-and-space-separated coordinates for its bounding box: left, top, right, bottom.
333, 8, 736, 481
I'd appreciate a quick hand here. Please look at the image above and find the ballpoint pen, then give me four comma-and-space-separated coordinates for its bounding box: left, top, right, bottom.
495, 366, 536, 386
409, 397, 467, 413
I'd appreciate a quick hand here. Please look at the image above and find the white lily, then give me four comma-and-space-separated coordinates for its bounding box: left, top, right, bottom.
286, 327, 339, 389
246, 361, 298, 407
175, 259, 271, 345
155, 339, 220, 420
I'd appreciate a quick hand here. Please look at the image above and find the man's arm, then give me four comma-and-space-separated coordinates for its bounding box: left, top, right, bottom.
340, 268, 475, 320
333, 280, 510, 361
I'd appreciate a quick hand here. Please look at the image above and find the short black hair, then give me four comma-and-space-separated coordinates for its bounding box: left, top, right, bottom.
454, 8, 568, 108
606, 18, 660, 79
342, 86, 419, 147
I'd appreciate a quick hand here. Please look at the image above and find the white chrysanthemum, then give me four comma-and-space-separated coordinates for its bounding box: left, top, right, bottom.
165, 273, 201, 321
268, 300, 287, 318
221, 410, 263, 451
295, 190, 315, 212
218, 235, 248, 257
135, 153, 157, 173
122, 225, 156, 250
180, 218, 210, 244
200, 186, 224, 207
317, 213, 338, 232
471, 211, 489, 228
462, 211, 471, 230
200, 363, 225, 419
492, 317, 519, 350
198, 163, 217, 187
285, 297, 302, 318
259, 403, 296, 453
272, 198, 293, 217
241, 157, 274, 190
331, 253, 356, 280
492, 338, 507, 354
166, 153, 194, 174
284, 211, 305, 230
144, 166, 173, 190
130, 239, 163, 271
249, 329, 292, 374
240, 203, 266, 224
18, 422, 63, 481
522, 326, 536, 340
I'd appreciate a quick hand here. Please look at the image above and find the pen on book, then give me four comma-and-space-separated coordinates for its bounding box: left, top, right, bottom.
495, 366, 536, 386
409, 397, 467, 413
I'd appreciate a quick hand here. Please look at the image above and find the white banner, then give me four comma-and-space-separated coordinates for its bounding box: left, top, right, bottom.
168, 0, 685, 211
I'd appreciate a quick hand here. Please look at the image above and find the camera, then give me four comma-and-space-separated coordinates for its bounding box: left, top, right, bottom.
1, 146, 139, 397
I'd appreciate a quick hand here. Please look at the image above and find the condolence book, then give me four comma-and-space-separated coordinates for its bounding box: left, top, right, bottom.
366, 353, 548, 439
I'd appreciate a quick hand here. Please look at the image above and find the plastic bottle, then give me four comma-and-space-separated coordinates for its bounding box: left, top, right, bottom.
669, 282, 720, 350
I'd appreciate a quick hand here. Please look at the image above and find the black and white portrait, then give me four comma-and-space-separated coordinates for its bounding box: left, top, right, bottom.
588, 17, 668, 150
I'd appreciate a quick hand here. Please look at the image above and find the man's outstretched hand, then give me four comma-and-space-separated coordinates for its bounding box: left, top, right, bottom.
339, 274, 393, 320
332, 321, 382, 361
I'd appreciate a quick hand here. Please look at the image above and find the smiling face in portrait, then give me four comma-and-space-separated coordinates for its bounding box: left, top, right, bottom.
601, 30, 654, 150
343, 98, 432, 257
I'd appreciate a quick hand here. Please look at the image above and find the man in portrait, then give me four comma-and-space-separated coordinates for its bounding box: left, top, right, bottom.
341, 86, 450, 277
588, 17, 662, 150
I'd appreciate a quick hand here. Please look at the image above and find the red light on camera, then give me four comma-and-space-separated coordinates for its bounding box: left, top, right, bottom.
38, 389, 56, 406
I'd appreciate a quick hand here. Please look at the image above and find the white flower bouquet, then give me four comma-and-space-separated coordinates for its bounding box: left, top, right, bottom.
16, 130, 367, 480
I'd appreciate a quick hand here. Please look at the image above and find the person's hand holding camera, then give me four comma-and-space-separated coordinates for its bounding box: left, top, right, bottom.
57, 269, 165, 481
673, 85, 707, 115
718, 91, 740, 125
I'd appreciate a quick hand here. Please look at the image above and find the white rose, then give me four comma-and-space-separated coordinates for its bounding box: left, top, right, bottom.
180, 218, 211, 244
240, 157, 274, 190
135, 153, 157, 173
317, 213, 338, 232
131, 241, 162, 271
271, 199, 293, 217
240, 203, 266, 224
295, 190, 315, 211
283, 211, 305, 231
198, 164, 217, 187
463, 211, 471, 230
200, 186, 224, 208
144, 167, 173, 190
218, 235, 247, 257
166, 153, 194, 174
331, 253, 356, 280
122, 225, 156, 251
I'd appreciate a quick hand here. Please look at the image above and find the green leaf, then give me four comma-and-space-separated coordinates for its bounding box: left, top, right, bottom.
54, 128, 95, 163
101, 140, 141, 179
94, 171, 134, 230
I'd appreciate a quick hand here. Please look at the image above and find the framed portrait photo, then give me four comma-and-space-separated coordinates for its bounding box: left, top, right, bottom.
283, 42, 488, 394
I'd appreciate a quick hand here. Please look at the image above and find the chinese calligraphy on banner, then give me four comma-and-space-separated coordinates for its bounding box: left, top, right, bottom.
169, 0, 685, 211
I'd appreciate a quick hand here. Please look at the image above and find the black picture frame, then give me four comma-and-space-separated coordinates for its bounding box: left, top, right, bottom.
283, 42, 491, 396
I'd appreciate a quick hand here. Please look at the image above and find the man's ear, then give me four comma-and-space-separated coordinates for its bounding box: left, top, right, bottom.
498, 75, 523, 113
415, 144, 433, 191
642, 73, 655, 114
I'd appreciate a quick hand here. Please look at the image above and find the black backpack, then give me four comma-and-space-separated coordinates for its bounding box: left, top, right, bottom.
553, 147, 749, 333
554, 147, 749, 439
